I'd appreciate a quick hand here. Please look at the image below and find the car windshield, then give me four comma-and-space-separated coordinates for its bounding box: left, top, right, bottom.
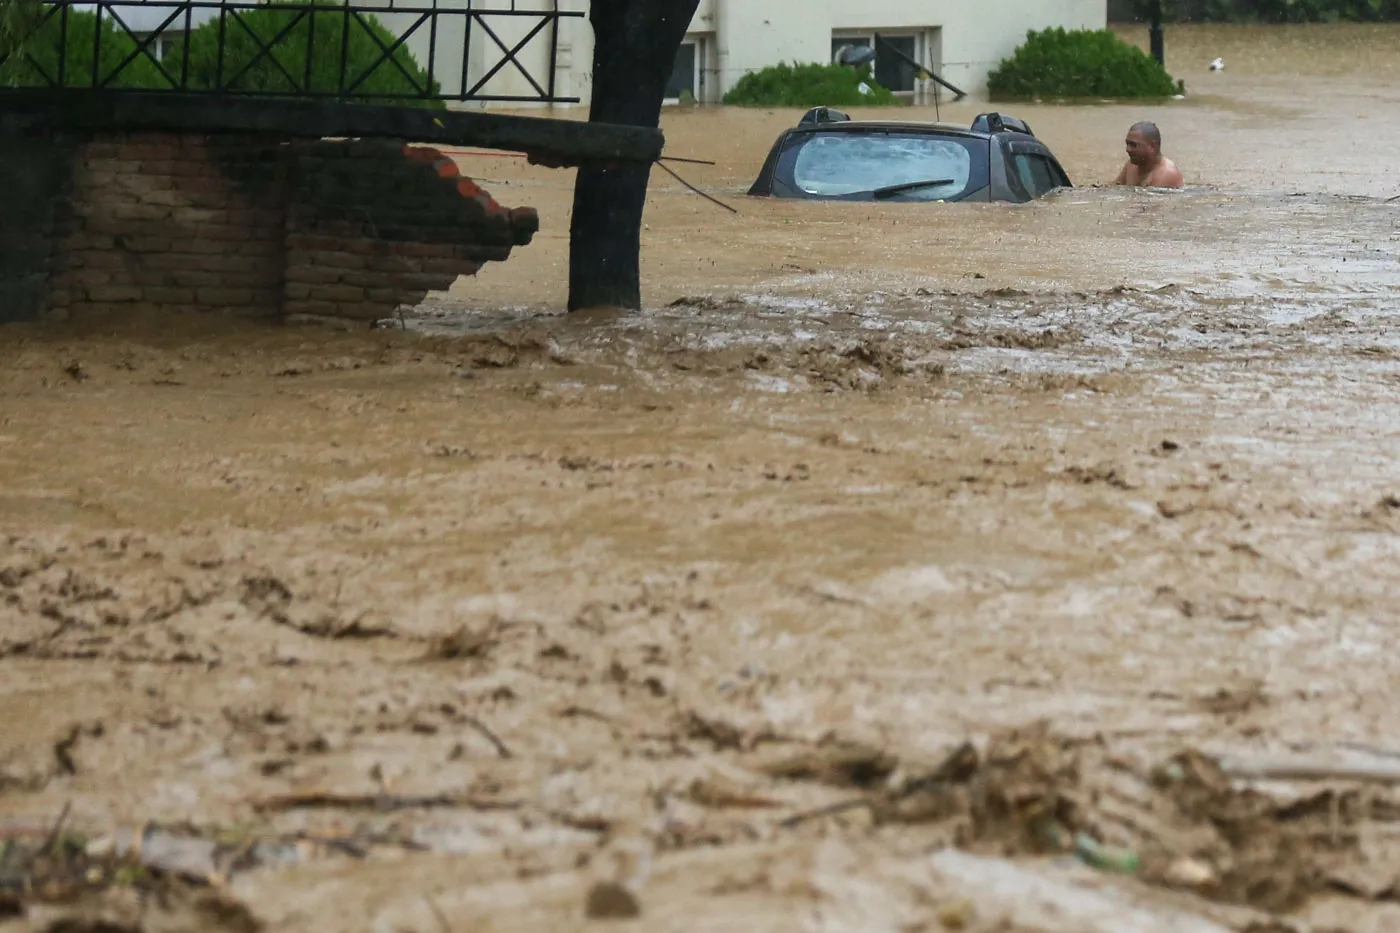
788, 131, 983, 201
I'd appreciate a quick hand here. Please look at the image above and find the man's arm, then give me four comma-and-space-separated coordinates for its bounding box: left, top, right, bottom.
1112, 162, 1130, 186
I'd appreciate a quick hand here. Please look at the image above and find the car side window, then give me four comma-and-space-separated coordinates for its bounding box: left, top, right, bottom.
1002, 150, 1030, 200
1012, 153, 1061, 198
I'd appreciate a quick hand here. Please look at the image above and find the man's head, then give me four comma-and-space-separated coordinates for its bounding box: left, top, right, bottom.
1124, 121, 1162, 167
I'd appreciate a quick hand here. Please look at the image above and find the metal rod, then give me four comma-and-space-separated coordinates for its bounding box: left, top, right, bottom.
546, 0, 558, 101
97, 4, 183, 90
304, 0, 316, 93
460, 5, 473, 102
657, 161, 738, 214
91, 0, 103, 87
465, 13, 549, 99
222, 7, 311, 94
342, 10, 429, 97
873, 32, 965, 101
0, 84, 583, 102
5, 2, 61, 85
57, 2, 68, 86
34, 1, 582, 16
215, 0, 227, 90
181, 0, 193, 89
426, 0, 438, 98
338, 0, 351, 96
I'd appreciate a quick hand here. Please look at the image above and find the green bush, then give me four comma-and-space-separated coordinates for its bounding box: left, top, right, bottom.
0, 0, 41, 59
987, 27, 1180, 100
1, 6, 167, 88
723, 61, 899, 107
173, 3, 442, 106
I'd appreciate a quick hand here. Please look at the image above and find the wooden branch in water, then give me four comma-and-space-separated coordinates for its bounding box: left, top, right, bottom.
465, 715, 512, 759
426, 896, 455, 933
777, 797, 870, 828
40, 801, 72, 854
1219, 752, 1400, 785
253, 792, 522, 813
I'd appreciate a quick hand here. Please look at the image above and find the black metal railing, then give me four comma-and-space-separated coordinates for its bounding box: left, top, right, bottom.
0, 0, 582, 103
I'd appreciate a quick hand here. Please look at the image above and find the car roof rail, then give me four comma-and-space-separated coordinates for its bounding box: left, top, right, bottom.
799, 106, 852, 127
971, 112, 1034, 137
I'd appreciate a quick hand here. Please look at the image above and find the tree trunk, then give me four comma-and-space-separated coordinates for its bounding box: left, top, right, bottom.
567, 0, 699, 312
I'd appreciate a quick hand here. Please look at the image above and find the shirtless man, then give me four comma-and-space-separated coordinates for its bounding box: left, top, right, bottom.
1113, 121, 1184, 189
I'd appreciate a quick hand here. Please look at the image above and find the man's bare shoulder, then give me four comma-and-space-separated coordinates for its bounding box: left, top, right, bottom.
1152, 158, 1184, 189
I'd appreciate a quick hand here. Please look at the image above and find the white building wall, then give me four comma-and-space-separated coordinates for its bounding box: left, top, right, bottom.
925, 0, 1106, 94
714, 4, 829, 98
368, 0, 590, 110
375, 0, 1105, 109
113, 0, 1101, 107
722, 0, 1106, 99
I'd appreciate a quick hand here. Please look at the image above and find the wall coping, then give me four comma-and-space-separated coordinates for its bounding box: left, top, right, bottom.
0, 90, 663, 165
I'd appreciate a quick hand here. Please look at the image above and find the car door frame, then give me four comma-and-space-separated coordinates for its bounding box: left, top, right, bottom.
1002, 138, 1074, 200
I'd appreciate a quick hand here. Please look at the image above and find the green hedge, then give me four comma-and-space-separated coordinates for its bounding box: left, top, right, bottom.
1, 6, 166, 88
987, 27, 1181, 100
1125, 0, 1400, 21
172, 5, 441, 106
1, 0, 39, 59
723, 61, 899, 107
1, 0, 441, 106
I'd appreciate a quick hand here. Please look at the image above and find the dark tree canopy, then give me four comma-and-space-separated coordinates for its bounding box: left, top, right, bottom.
568, 0, 701, 312
1113, 0, 1400, 21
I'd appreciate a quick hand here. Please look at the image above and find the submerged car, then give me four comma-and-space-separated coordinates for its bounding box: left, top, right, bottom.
747, 108, 1072, 204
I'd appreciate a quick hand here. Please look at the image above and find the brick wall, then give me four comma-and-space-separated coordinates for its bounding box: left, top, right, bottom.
283, 142, 538, 321
48, 134, 286, 321
33, 133, 537, 324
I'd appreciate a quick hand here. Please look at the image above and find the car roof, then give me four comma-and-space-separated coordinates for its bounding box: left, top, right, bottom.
782, 120, 1036, 143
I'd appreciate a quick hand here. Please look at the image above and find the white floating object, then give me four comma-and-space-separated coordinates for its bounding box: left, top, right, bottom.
1209, 57, 1225, 71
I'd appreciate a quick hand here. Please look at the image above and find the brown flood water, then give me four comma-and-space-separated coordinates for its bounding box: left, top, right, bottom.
3, 23, 1400, 933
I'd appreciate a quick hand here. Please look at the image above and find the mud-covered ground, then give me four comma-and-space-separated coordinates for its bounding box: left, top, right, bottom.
4, 24, 1400, 933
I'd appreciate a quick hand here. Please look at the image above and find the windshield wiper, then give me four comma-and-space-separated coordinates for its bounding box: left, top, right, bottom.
871, 178, 956, 199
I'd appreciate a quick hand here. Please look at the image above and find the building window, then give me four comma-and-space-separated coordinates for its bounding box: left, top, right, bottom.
136, 35, 180, 61
832, 32, 923, 94
665, 40, 698, 102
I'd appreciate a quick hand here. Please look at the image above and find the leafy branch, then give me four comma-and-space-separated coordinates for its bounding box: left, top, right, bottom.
0, 0, 44, 63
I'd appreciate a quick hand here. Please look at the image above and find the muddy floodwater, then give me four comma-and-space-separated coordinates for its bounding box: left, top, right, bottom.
3, 23, 1400, 933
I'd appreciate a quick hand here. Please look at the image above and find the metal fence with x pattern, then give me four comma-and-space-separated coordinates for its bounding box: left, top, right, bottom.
0, 0, 582, 103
